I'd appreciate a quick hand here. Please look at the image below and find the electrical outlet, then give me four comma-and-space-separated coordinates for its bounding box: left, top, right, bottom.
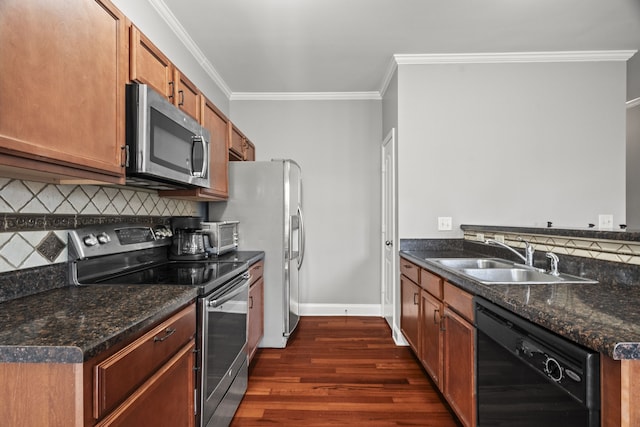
438, 217, 452, 231
598, 214, 613, 229
476, 233, 485, 242
494, 234, 505, 243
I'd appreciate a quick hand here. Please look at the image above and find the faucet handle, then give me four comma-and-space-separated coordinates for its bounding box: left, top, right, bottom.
546, 252, 560, 276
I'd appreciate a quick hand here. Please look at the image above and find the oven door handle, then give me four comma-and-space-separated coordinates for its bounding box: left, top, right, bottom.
206, 273, 250, 308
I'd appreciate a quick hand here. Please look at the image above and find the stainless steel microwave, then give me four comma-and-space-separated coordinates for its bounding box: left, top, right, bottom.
125, 83, 210, 190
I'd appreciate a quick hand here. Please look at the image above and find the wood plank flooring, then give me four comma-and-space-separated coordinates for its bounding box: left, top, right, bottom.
231, 316, 460, 426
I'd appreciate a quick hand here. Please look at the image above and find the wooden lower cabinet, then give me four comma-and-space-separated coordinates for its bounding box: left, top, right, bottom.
420, 289, 443, 387
400, 275, 421, 354
95, 341, 195, 427
400, 257, 476, 427
443, 306, 476, 427
0, 303, 196, 426
247, 260, 265, 363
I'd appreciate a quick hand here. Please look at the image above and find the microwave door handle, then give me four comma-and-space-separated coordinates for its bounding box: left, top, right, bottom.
191, 136, 207, 178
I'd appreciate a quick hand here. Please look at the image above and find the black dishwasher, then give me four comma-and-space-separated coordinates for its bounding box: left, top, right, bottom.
475, 297, 600, 427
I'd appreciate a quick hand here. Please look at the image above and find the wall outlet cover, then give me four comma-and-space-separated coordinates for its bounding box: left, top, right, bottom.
598, 214, 613, 229
438, 216, 453, 231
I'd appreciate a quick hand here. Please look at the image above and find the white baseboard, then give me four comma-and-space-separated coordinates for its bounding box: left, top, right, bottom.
299, 303, 382, 316
392, 324, 409, 346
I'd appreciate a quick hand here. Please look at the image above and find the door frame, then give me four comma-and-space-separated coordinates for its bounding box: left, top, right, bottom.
381, 128, 405, 345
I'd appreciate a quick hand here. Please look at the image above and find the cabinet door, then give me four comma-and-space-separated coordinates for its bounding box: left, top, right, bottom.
248, 276, 264, 362
243, 140, 256, 161
229, 125, 245, 160
129, 25, 173, 99
420, 290, 443, 388
174, 70, 200, 121
400, 275, 421, 354
95, 341, 195, 427
443, 307, 476, 427
0, 0, 126, 183
201, 98, 229, 198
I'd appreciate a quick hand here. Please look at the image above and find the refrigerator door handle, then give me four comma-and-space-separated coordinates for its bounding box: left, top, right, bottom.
297, 206, 305, 269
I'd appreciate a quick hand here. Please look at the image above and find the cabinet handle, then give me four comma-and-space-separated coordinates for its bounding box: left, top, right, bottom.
440, 315, 446, 332
413, 293, 419, 305
403, 264, 414, 269
249, 295, 254, 309
153, 327, 176, 342
178, 90, 185, 106
168, 81, 174, 99
120, 145, 129, 168
433, 308, 440, 325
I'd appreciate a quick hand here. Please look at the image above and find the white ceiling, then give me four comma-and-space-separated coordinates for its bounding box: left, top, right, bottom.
158, 0, 640, 96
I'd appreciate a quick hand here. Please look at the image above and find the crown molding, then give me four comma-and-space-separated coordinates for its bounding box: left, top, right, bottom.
394, 50, 637, 65
149, 0, 232, 99
379, 56, 399, 98
628, 97, 640, 109
230, 92, 382, 101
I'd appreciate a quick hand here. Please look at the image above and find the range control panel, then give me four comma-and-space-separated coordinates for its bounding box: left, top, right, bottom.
69, 224, 172, 260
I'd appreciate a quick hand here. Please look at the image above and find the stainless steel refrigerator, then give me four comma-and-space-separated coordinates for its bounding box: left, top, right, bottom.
208, 159, 305, 348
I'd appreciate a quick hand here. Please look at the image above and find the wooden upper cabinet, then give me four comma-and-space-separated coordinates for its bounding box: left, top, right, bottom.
244, 139, 256, 161
202, 98, 229, 198
174, 69, 200, 121
0, 0, 127, 184
158, 96, 229, 201
130, 27, 200, 121
229, 125, 245, 160
129, 25, 173, 99
229, 125, 256, 162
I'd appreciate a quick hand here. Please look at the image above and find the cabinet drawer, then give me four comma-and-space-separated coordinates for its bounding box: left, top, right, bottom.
443, 281, 474, 323
249, 260, 264, 284
421, 269, 443, 299
94, 304, 196, 419
400, 259, 420, 284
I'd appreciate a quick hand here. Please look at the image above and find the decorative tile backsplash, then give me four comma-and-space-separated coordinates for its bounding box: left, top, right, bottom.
0, 179, 199, 273
463, 230, 640, 265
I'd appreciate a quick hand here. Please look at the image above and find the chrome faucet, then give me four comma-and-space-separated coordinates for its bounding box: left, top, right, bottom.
546, 252, 560, 276
485, 238, 535, 267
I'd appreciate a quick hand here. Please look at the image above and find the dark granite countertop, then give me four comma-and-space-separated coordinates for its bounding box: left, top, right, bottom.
0, 284, 198, 364
0, 250, 264, 365
400, 248, 640, 360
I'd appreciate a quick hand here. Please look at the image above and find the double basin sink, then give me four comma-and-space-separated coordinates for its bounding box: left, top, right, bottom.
429, 257, 598, 285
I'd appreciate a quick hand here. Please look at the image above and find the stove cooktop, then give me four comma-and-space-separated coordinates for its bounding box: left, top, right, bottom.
79, 260, 248, 295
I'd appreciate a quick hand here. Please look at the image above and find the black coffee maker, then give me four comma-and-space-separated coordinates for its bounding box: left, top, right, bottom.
170, 216, 209, 260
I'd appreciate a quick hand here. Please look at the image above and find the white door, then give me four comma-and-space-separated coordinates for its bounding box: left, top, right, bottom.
381, 129, 397, 331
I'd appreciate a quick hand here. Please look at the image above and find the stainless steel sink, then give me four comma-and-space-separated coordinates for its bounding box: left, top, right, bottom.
459, 268, 597, 285
432, 258, 515, 269
428, 257, 598, 285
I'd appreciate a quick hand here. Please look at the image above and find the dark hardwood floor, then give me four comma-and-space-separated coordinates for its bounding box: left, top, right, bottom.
231, 316, 460, 426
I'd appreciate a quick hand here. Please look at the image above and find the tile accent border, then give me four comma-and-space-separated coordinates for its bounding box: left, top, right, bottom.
463, 229, 640, 265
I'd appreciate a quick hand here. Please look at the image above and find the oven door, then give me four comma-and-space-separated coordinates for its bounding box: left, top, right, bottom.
199, 271, 249, 427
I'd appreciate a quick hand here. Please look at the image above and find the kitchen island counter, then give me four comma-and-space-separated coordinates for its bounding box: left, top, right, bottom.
401, 248, 640, 360
0, 284, 198, 364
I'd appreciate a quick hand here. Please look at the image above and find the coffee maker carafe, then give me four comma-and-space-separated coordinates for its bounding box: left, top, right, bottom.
170, 216, 208, 260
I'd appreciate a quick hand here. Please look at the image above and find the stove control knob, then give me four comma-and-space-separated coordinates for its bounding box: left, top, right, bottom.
97, 232, 111, 244
83, 234, 98, 247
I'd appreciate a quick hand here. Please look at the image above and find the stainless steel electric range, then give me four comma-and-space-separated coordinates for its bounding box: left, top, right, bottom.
68, 223, 250, 427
